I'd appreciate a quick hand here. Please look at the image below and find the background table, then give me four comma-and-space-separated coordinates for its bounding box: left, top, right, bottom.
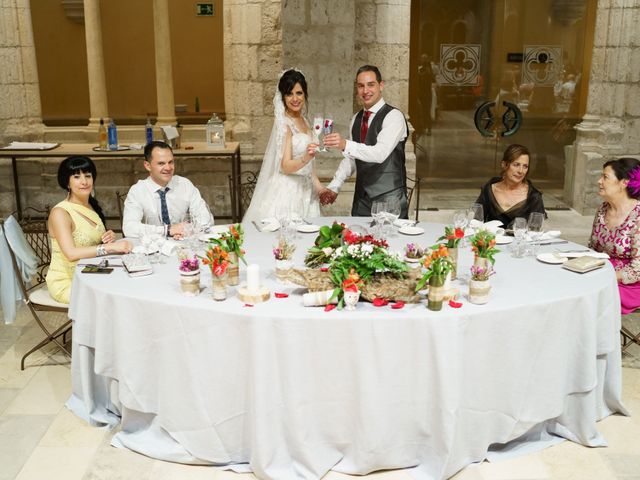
0, 142, 242, 221
67, 219, 627, 480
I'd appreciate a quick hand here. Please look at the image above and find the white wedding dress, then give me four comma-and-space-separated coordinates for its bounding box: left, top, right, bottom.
243, 84, 321, 222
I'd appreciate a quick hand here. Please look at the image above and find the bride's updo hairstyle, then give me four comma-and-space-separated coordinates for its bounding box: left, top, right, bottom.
278, 69, 308, 107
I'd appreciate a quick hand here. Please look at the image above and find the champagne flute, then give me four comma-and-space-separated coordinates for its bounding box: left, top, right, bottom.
453, 209, 469, 246
319, 114, 333, 152
312, 114, 324, 146
468, 203, 484, 233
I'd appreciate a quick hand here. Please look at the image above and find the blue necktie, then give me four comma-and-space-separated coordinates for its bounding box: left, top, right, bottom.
158, 188, 171, 225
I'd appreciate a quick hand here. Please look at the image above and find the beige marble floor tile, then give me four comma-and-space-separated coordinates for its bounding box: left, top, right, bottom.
597, 414, 640, 455
450, 463, 485, 480
14, 446, 97, 480
0, 414, 55, 480
149, 461, 257, 479
0, 387, 19, 415
471, 454, 550, 479
4, 364, 70, 415
39, 407, 108, 448
0, 353, 39, 389
82, 433, 154, 480
539, 441, 617, 480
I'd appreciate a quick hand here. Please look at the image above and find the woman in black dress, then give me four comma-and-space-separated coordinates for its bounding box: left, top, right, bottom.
475, 144, 546, 228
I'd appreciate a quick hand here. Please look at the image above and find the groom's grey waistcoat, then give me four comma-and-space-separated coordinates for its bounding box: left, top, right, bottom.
351, 103, 407, 199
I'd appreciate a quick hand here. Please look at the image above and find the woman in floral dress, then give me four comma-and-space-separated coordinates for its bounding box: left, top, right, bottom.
589, 157, 640, 313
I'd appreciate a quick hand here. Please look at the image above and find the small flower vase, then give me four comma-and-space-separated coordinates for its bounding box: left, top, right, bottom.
343, 289, 360, 311
427, 274, 446, 311
449, 247, 459, 280
473, 256, 491, 269
179, 269, 200, 296
469, 279, 491, 304
211, 272, 228, 301
227, 252, 240, 286
404, 257, 423, 279
275, 259, 293, 282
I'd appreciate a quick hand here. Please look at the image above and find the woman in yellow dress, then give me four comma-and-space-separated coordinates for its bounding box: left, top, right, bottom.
46, 156, 132, 304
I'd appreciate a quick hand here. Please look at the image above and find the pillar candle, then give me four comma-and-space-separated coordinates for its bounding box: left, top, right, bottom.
246, 264, 260, 292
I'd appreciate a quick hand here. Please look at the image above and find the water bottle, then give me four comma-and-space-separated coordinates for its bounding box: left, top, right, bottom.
145, 118, 153, 145
107, 119, 118, 151
98, 118, 107, 150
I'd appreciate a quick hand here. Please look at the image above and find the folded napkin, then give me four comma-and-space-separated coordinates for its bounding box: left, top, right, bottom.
261, 218, 280, 232
556, 251, 609, 259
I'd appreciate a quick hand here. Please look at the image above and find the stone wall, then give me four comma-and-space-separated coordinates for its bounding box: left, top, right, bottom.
569, 0, 640, 213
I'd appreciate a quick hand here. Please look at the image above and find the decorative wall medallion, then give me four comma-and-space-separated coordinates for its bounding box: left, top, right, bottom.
522, 45, 563, 85
474, 101, 522, 138
439, 44, 481, 86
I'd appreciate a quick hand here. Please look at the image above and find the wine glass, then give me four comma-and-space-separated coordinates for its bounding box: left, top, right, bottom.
275, 204, 292, 240
371, 200, 387, 238
383, 196, 401, 236
468, 203, 484, 232
453, 209, 470, 246
321, 114, 333, 152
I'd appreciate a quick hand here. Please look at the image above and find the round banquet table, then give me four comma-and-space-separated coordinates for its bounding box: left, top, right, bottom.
67, 217, 627, 480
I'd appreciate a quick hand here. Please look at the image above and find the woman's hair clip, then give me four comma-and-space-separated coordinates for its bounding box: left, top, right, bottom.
627, 165, 640, 197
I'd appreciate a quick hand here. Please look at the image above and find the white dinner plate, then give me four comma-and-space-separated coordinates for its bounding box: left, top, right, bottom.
536, 253, 567, 264
495, 235, 513, 245
399, 225, 425, 236
297, 224, 320, 233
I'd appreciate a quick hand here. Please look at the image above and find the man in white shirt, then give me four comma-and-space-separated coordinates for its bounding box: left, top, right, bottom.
123, 141, 213, 238
321, 65, 409, 218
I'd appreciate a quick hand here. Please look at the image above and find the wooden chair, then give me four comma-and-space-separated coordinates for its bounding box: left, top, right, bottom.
115, 191, 126, 232
406, 176, 422, 222
1, 207, 71, 370
228, 171, 258, 220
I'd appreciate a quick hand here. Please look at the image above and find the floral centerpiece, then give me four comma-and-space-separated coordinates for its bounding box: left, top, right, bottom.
178, 255, 200, 273
201, 244, 230, 300
209, 224, 246, 285
415, 244, 454, 311
404, 243, 425, 261
470, 264, 494, 281
469, 264, 495, 305
328, 228, 407, 308
178, 254, 200, 296
273, 237, 296, 282
469, 228, 499, 266
437, 226, 464, 279
304, 221, 346, 268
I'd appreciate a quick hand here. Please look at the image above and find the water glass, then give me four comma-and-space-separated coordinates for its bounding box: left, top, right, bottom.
383, 197, 401, 236
468, 203, 484, 231
371, 200, 387, 238
527, 212, 545, 256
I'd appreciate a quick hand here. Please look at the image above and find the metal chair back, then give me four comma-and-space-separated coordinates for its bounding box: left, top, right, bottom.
229, 171, 257, 220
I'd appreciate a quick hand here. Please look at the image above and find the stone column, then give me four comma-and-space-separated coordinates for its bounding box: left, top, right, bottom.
83, 0, 109, 127
0, 0, 45, 143
153, 0, 176, 125
568, 1, 639, 213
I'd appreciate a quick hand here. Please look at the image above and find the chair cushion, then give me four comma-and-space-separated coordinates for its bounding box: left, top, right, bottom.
29, 285, 69, 309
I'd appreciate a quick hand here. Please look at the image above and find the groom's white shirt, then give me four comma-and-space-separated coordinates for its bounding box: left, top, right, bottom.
327, 98, 407, 193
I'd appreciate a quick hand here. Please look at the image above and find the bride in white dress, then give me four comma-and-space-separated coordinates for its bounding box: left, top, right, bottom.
243, 69, 323, 221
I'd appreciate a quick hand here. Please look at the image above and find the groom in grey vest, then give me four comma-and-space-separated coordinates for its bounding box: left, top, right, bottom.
321, 65, 409, 218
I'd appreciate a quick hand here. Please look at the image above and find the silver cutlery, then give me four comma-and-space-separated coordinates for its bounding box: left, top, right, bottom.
251, 220, 262, 232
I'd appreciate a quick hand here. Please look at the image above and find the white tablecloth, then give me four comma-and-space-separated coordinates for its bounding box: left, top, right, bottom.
67, 218, 627, 480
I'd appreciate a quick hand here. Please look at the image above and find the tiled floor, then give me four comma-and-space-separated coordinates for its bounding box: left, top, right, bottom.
2, 208, 640, 480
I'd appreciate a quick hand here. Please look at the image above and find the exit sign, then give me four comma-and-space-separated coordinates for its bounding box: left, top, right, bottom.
196, 3, 214, 16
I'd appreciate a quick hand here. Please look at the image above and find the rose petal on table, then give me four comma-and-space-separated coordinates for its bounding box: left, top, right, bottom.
274, 292, 289, 298
324, 304, 336, 312
373, 298, 389, 307
448, 299, 463, 308
320, 267, 329, 272
391, 301, 405, 309
244, 303, 254, 307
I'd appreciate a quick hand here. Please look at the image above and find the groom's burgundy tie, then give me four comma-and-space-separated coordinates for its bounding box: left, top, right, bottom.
360, 110, 371, 142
